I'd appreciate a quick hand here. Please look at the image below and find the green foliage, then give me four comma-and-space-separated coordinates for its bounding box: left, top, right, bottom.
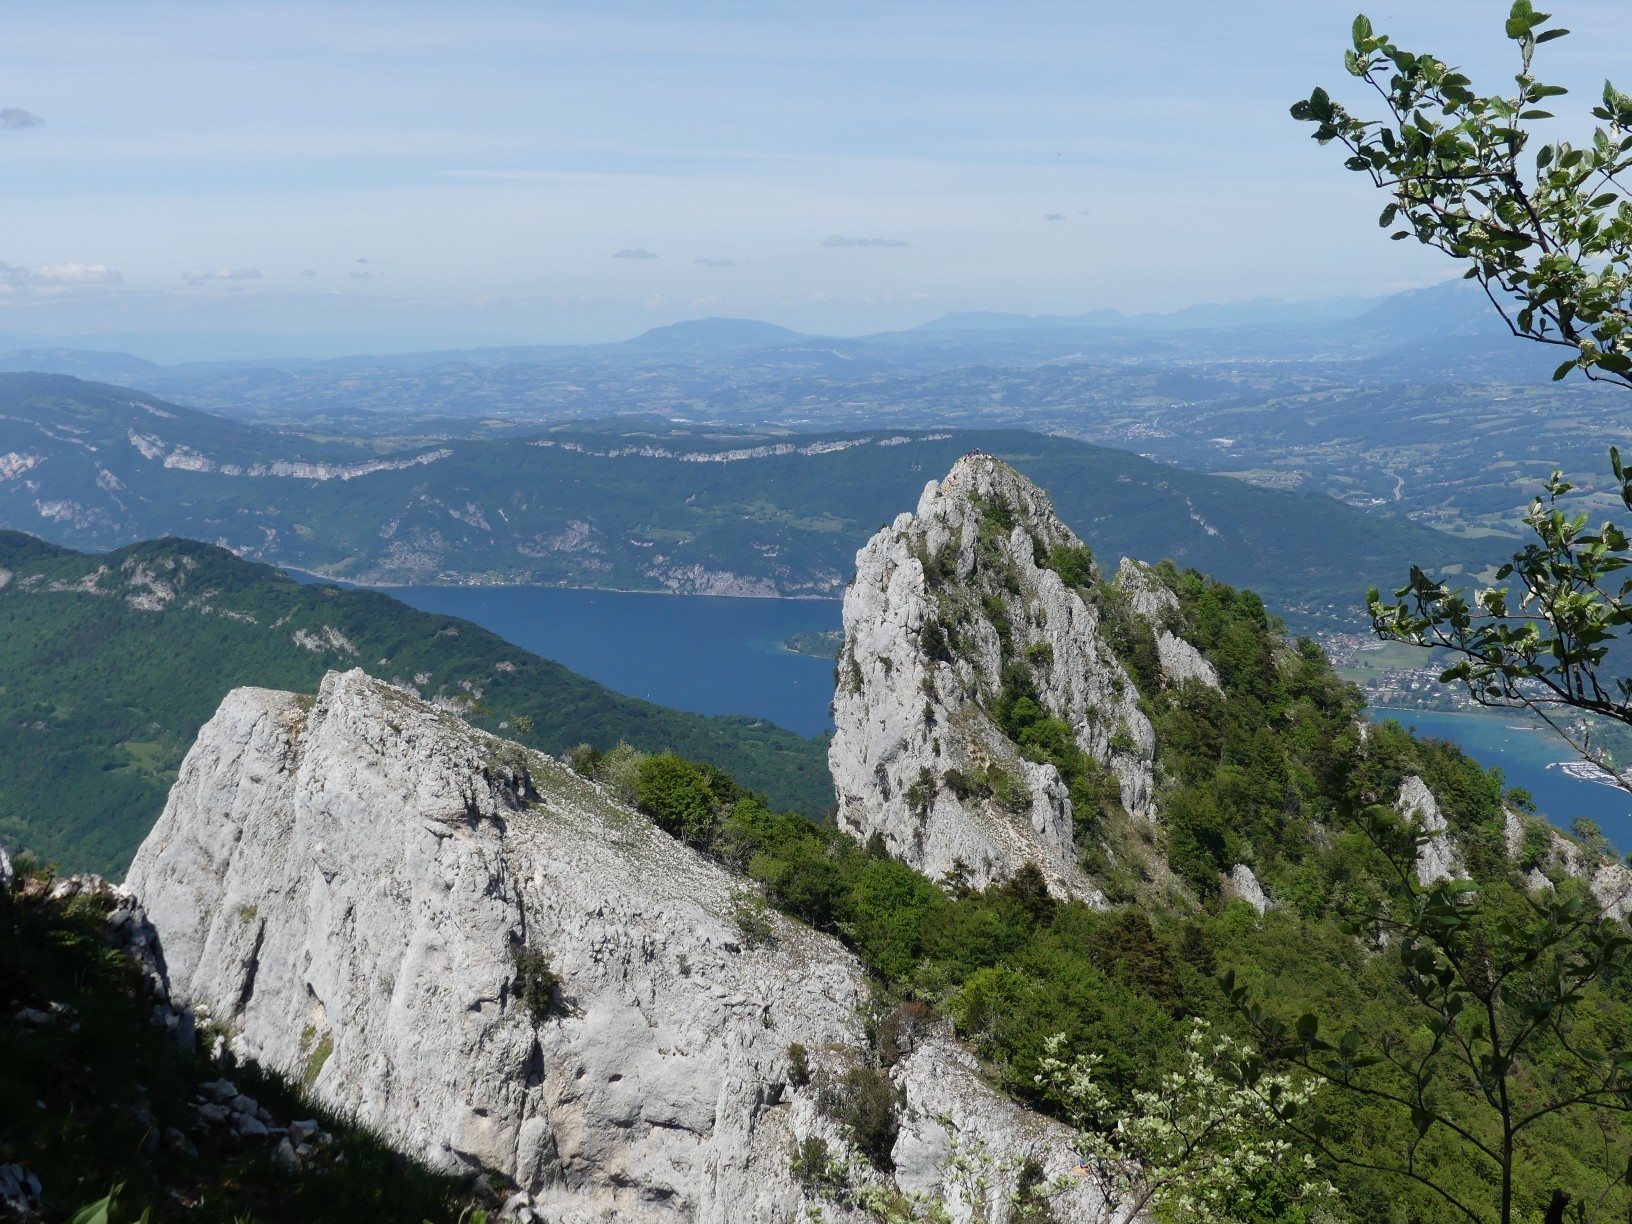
815, 1064, 903, 1171
1228, 820, 1632, 1224
1293, 5, 1632, 387
1303, 6, 1632, 792
511, 945, 562, 1020
790, 1134, 840, 1189
635, 752, 728, 845
1369, 470, 1632, 783
1043, 542, 1095, 590
1037, 1022, 1332, 1223
1, 881, 485, 1222
0, 533, 833, 875
786, 1041, 812, 1087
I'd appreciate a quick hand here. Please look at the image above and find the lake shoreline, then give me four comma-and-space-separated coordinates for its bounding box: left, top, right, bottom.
281, 566, 843, 602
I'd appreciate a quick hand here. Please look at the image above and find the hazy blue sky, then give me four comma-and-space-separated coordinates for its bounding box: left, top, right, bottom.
3, 0, 1630, 347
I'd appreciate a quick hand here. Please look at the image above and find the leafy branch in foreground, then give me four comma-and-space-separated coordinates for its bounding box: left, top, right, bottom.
1036, 1022, 1331, 1224
1368, 461, 1632, 786
1292, 3, 1632, 386
1227, 804, 1632, 1224
1294, 2, 1632, 787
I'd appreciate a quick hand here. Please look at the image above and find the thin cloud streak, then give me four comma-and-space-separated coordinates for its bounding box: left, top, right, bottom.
182, 267, 262, 284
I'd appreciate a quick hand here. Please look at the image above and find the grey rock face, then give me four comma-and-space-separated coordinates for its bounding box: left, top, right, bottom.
829, 456, 1210, 899
127, 668, 1079, 1221
892, 1032, 1104, 1221
1398, 775, 1466, 887
1504, 805, 1632, 919
1228, 864, 1272, 915
1112, 560, 1221, 694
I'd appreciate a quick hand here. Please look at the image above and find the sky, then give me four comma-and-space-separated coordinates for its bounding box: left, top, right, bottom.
3, 0, 1631, 352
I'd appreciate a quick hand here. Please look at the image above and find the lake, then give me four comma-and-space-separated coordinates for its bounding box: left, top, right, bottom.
379, 585, 843, 738
1375, 708, 1632, 853
359, 583, 1631, 851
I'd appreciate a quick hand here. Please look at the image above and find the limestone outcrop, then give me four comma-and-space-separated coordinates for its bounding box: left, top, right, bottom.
126, 668, 1101, 1222
1504, 806, 1632, 919
1398, 775, 1467, 887
828, 455, 1212, 899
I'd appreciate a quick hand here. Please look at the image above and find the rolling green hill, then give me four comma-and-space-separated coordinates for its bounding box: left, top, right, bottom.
0, 374, 1491, 627
0, 532, 832, 876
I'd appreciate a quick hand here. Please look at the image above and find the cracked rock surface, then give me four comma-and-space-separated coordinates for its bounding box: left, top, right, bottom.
127, 668, 1100, 1222
829, 456, 1214, 899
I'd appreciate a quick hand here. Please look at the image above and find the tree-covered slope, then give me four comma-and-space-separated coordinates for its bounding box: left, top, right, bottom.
0, 374, 1490, 624
0, 532, 831, 876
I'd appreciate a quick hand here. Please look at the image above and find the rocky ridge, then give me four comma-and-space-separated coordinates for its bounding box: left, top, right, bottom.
829, 455, 1216, 900
126, 668, 1101, 1223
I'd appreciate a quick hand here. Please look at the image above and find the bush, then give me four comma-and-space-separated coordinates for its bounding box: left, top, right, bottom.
786, 1042, 811, 1088
511, 945, 561, 1020
790, 1135, 838, 1188
563, 742, 600, 777
815, 1065, 901, 1171
595, 741, 646, 803
1045, 543, 1095, 590
635, 752, 718, 845
877, 1000, 932, 1066
730, 890, 777, 948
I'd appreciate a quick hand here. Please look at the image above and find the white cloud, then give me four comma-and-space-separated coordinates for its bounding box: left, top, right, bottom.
694, 256, 734, 268
0, 261, 121, 285
0, 108, 42, 130
613, 247, 658, 260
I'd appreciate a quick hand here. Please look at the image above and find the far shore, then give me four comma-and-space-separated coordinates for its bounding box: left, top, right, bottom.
280, 567, 844, 602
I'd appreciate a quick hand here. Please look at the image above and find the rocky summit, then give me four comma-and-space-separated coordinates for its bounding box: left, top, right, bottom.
125, 667, 1101, 1223
829, 455, 1215, 900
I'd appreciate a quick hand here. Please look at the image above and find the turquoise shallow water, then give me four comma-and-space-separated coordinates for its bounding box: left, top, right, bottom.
314, 579, 1631, 851
1373, 709, 1632, 854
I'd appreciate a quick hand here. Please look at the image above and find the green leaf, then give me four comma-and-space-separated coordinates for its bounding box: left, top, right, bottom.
1352, 14, 1374, 50
1554, 359, 1577, 380
1536, 27, 1569, 43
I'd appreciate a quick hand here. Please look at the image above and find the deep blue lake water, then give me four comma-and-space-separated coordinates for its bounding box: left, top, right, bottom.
380, 585, 843, 738
332, 582, 1632, 851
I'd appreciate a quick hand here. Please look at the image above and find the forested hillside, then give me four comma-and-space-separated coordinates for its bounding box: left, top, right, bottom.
0, 532, 831, 875
0, 374, 1493, 626
600, 533, 1632, 1222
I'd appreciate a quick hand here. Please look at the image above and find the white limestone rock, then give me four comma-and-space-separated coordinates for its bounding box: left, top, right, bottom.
891, 1032, 1104, 1223
1113, 559, 1221, 694
0, 842, 12, 895
1228, 864, 1272, 915
127, 668, 1081, 1220
829, 456, 1213, 900
1505, 805, 1632, 919
1398, 775, 1466, 887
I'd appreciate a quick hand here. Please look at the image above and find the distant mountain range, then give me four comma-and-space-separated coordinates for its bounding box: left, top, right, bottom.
0, 374, 1495, 630
0, 280, 1481, 375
